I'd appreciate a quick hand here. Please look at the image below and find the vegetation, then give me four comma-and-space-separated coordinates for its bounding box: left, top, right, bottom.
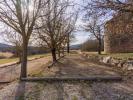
36, 0, 77, 62
0, 1, 133, 99
81, 39, 104, 52
0, 58, 18, 65
0, 0, 77, 78
103, 53, 133, 59
83, 10, 104, 54
0, 52, 13, 59
0, 0, 132, 80
0, 53, 50, 65
85, 52, 133, 59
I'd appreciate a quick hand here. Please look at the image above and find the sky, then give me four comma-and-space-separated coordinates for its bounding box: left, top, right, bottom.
0, 0, 90, 45
70, 0, 90, 45
71, 31, 89, 45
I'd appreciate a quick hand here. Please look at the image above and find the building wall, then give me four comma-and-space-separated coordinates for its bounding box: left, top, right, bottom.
104, 12, 133, 53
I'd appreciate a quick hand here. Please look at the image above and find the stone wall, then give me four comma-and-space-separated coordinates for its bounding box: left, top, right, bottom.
104, 12, 133, 53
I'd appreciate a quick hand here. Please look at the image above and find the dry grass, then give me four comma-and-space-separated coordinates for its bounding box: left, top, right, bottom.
0, 53, 50, 65
0, 52, 13, 58
0, 58, 18, 65
84, 51, 133, 59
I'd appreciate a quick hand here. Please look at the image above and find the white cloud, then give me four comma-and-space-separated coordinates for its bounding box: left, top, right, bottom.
71, 31, 89, 45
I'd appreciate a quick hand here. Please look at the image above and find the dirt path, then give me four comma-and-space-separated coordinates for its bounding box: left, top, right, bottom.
0, 54, 133, 100
40, 54, 120, 77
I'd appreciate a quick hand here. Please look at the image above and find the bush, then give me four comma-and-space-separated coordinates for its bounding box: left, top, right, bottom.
0, 52, 14, 59
81, 39, 104, 52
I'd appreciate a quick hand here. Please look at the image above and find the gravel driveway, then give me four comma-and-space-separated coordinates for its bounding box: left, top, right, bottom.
0, 54, 133, 100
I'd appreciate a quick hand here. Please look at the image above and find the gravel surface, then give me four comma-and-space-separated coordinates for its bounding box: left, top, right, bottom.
0, 81, 133, 100
0, 54, 133, 100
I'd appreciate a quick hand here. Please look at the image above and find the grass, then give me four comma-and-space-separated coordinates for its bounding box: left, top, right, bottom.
28, 53, 50, 60
85, 51, 133, 60
0, 52, 13, 58
0, 53, 50, 65
0, 58, 18, 65
103, 53, 133, 59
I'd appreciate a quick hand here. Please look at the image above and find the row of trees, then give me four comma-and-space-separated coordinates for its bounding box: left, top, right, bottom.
0, 0, 132, 79
81, 39, 104, 52
0, 0, 77, 78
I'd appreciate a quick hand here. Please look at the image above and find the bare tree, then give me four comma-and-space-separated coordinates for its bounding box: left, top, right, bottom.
0, 0, 44, 78
84, 0, 133, 54
2, 29, 22, 63
84, 11, 104, 54
36, 0, 77, 63
87, 0, 133, 13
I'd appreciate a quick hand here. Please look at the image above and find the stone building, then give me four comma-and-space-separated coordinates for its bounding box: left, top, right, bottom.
104, 11, 133, 53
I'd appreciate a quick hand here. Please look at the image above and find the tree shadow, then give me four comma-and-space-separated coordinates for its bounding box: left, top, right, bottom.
14, 81, 26, 100
54, 82, 69, 100
54, 56, 120, 77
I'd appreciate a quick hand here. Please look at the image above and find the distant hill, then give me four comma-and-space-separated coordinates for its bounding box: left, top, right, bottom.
0, 43, 48, 54
0, 43, 12, 48
0, 43, 12, 52
70, 44, 81, 50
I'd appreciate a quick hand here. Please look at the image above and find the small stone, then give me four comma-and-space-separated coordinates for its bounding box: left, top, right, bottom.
103, 56, 112, 64
111, 58, 120, 66
127, 66, 133, 71
117, 60, 126, 68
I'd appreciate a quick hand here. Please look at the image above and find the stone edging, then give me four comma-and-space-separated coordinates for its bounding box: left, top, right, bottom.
82, 53, 133, 75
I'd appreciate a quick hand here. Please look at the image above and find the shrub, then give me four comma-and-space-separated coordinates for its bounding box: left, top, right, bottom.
81, 39, 104, 52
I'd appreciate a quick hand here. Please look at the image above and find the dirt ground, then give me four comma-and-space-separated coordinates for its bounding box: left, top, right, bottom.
34, 54, 120, 78
0, 56, 51, 83
0, 54, 133, 100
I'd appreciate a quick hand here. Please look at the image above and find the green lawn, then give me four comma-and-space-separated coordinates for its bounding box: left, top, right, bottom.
0, 53, 50, 65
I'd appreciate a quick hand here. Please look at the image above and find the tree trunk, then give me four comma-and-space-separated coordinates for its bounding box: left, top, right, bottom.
20, 39, 28, 78
51, 48, 57, 62
58, 49, 61, 58
67, 33, 70, 53
62, 48, 65, 56
61, 48, 64, 56
18, 54, 22, 64
98, 38, 102, 55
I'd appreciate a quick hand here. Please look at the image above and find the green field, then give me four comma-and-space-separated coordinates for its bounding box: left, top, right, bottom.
0, 53, 50, 65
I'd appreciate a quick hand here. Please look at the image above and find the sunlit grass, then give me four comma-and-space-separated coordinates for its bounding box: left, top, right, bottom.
85, 51, 133, 59
0, 53, 50, 65
0, 58, 18, 65
28, 53, 50, 60
104, 53, 133, 59
0, 52, 13, 58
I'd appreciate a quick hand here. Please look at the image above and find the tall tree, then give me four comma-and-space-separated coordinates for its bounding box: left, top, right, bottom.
2, 29, 23, 63
83, 10, 104, 54
88, 0, 133, 13
37, 0, 77, 63
0, 0, 44, 78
